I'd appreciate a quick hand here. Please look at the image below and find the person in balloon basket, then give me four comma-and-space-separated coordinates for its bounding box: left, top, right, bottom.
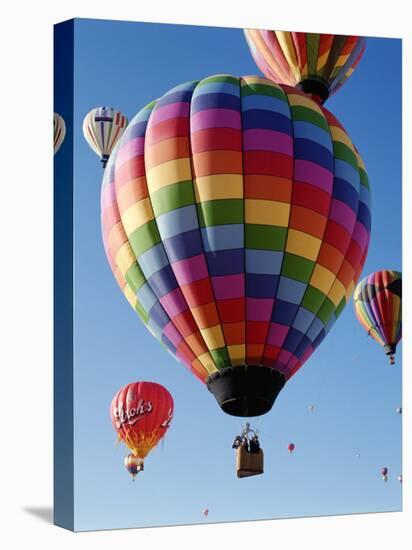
232, 435, 243, 450
242, 436, 250, 452
249, 435, 260, 454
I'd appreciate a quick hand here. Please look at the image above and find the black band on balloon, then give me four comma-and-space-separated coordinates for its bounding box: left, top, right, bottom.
384, 343, 396, 356
297, 79, 330, 104
206, 365, 286, 417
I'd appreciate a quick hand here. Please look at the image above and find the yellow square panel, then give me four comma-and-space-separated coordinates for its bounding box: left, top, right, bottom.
228, 344, 246, 365
328, 278, 346, 307
286, 229, 322, 261
115, 242, 136, 275
200, 325, 225, 350
194, 174, 243, 202
329, 126, 354, 150
310, 263, 335, 295
287, 92, 322, 113
146, 158, 192, 192
121, 198, 153, 235
124, 284, 137, 309
245, 199, 290, 226
197, 352, 218, 374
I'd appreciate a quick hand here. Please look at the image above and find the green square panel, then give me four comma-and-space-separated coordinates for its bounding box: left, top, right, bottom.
197, 199, 244, 227
135, 301, 149, 324
281, 253, 314, 283
317, 297, 336, 325
335, 296, 347, 318
302, 285, 327, 314
150, 180, 195, 217
129, 219, 161, 257
125, 263, 146, 293
210, 347, 231, 369
245, 224, 287, 251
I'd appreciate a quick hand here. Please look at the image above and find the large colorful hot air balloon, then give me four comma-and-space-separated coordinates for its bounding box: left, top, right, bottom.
353, 270, 402, 364
111, 381, 174, 473
244, 31, 366, 104
54, 112, 66, 155
83, 106, 128, 168
101, 74, 371, 418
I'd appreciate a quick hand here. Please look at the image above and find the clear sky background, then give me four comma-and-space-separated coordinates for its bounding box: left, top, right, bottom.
61, 18, 402, 531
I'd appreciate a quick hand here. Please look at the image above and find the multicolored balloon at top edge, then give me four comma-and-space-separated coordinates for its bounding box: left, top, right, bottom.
101, 73, 371, 419
353, 270, 402, 364
83, 106, 128, 168
244, 31, 366, 104
111, 381, 174, 479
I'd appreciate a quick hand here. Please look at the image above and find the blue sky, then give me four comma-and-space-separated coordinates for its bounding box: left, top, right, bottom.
62, 18, 402, 531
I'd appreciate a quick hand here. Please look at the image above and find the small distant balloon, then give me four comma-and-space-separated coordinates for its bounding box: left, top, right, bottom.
124, 453, 143, 481
381, 467, 388, 482
309, 404, 315, 411
398, 474, 402, 484
83, 106, 128, 168
203, 509, 209, 518
355, 453, 361, 459
54, 112, 66, 155
353, 270, 402, 365
396, 407, 402, 414
288, 443, 295, 455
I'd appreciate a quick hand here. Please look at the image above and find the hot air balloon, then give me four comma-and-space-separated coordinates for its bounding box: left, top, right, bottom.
83, 106, 128, 168
244, 31, 366, 104
101, 74, 371, 419
381, 467, 388, 482
111, 381, 174, 474
124, 453, 143, 481
288, 443, 295, 455
398, 474, 402, 484
54, 112, 66, 155
396, 407, 402, 415
203, 509, 209, 518
355, 453, 361, 459
309, 404, 315, 411
353, 270, 402, 365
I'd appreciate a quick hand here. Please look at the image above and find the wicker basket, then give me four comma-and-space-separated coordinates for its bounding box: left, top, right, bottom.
236, 446, 264, 478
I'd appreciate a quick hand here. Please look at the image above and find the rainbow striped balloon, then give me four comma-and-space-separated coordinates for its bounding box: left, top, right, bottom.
101, 75, 371, 416
244, 31, 366, 104
353, 270, 402, 364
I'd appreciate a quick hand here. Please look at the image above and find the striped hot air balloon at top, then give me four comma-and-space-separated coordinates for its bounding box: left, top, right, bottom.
101, 74, 371, 417
83, 106, 128, 168
244, 31, 366, 104
353, 270, 402, 364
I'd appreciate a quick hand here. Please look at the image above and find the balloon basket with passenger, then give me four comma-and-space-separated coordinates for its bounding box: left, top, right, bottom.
232, 423, 264, 478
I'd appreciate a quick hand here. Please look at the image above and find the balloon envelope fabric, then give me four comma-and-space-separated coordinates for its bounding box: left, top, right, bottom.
353, 270, 402, 357
101, 74, 371, 387
244, 31, 366, 103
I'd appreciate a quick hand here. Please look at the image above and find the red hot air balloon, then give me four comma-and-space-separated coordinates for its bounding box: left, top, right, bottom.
203, 508, 209, 518
381, 467, 388, 482
288, 443, 295, 454
111, 381, 174, 475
